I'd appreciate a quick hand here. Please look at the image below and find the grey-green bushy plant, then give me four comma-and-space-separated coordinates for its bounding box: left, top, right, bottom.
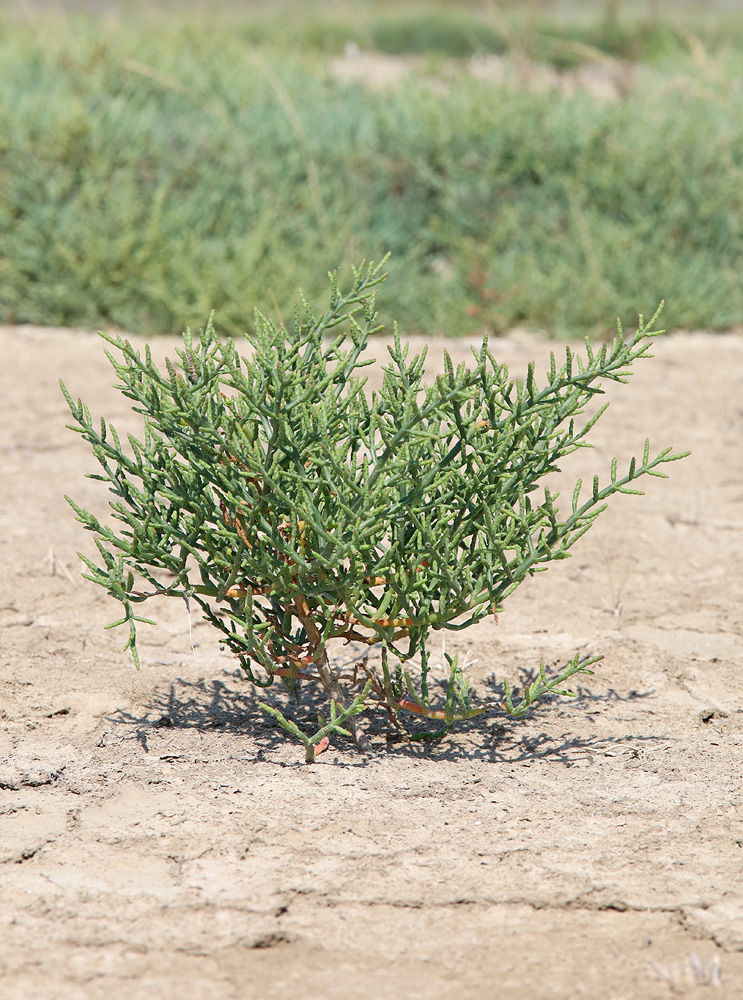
62, 258, 687, 760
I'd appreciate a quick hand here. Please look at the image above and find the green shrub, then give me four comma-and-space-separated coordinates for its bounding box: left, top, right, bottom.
369, 11, 506, 57
62, 258, 687, 760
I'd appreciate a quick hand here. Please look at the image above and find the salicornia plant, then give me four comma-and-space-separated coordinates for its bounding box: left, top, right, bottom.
62, 257, 687, 760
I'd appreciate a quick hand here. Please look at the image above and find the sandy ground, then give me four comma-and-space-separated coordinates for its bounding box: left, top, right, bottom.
330, 48, 636, 102
1, 321, 742, 999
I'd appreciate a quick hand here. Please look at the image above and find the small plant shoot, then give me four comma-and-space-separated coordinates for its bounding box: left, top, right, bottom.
62, 258, 687, 761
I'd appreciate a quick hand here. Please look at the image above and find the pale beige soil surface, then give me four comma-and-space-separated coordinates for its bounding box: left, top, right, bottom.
1, 322, 742, 999
329, 48, 638, 102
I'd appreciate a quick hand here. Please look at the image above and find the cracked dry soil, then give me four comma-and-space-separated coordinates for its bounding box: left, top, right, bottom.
1, 324, 742, 1000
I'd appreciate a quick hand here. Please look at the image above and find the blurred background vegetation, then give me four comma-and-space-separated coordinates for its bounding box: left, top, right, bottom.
1, 0, 742, 338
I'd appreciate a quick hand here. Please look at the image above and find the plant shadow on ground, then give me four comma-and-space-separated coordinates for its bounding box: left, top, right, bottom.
109, 666, 667, 767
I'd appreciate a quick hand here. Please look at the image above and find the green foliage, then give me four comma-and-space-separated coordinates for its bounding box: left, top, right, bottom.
62, 258, 687, 758
1, 7, 743, 338
365, 7, 698, 64
368, 11, 506, 58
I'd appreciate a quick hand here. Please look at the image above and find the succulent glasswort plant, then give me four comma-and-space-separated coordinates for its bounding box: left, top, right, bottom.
62, 257, 687, 760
